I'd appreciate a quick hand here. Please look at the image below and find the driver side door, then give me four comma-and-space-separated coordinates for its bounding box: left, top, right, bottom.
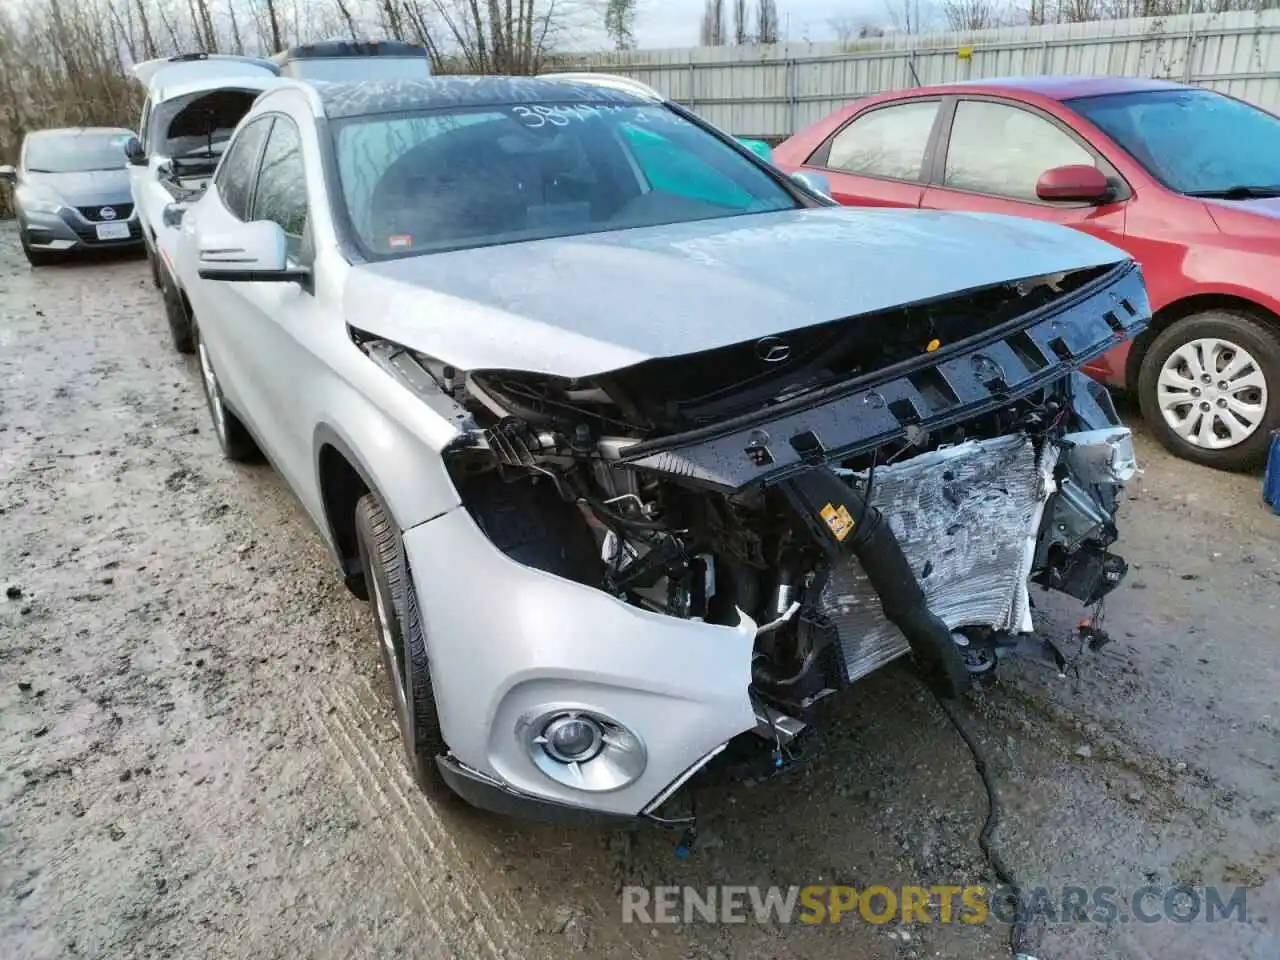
920, 97, 1129, 244
209, 114, 320, 496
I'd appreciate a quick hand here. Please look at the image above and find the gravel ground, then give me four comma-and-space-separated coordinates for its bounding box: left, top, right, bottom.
1, 227, 1277, 960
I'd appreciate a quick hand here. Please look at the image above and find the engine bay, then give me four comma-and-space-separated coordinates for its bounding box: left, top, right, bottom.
355, 261, 1147, 730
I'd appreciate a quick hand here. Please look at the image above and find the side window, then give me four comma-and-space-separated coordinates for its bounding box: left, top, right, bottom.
818, 100, 939, 181
215, 117, 272, 220
251, 118, 309, 258
621, 123, 756, 210
945, 100, 1095, 200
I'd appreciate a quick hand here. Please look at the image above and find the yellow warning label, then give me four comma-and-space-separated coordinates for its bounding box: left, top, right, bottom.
820, 502, 856, 541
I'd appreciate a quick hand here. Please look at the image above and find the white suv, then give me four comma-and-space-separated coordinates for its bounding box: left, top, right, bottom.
126, 53, 286, 351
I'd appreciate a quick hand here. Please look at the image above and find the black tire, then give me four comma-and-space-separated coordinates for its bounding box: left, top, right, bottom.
162, 275, 195, 354
145, 235, 163, 288
353, 493, 451, 796
1137, 309, 1280, 471
192, 322, 260, 463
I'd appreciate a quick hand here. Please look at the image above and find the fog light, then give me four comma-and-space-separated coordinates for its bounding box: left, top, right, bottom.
541, 714, 603, 763
524, 708, 647, 791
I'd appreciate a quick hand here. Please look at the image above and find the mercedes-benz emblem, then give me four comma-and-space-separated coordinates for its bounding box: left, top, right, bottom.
99, 206, 117, 220
755, 336, 791, 364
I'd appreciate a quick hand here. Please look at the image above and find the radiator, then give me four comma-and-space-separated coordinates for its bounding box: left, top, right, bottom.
819, 434, 1057, 683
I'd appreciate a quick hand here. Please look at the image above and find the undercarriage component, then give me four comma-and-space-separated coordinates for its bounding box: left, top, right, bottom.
750, 610, 847, 713
776, 465, 972, 700
1039, 542, 1128, 604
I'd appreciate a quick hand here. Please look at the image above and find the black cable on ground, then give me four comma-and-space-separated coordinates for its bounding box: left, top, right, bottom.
933, 691, 1046, 960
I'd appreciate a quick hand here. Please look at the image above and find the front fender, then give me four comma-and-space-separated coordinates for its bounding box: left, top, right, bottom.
310, 345, 464, 537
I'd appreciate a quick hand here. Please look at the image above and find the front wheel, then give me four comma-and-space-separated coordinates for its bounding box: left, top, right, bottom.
193, 322, 260, 462
1137, 309, 1280, 471
161, 276, 195, 354
353, 493, 451, 796
145, 235, 163, 288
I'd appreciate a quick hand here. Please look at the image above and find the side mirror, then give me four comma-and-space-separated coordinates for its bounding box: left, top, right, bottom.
124, 137, 147, 167
197, 220, 308, 283
1035, 164, 1112, 204
0, 164, 16, 185
791, 170, 832, 198
737, 137, 773, 163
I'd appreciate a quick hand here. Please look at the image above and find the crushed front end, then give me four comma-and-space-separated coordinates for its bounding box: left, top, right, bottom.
360, 259, 1149, 821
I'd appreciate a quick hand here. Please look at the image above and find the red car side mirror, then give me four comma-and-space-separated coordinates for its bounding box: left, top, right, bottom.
1035, 164, 1112, 204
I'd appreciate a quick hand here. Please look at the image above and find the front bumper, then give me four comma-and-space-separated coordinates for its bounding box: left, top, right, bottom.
21, 207, 143, 252
401, 506, 759, 819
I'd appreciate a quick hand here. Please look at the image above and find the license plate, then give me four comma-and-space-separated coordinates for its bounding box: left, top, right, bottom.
96, 222, 130, 241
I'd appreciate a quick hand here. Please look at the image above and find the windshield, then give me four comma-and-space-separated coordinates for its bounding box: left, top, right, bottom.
332, 101, 799, 257
1069, 88, 1280, 196
285, 57, 430, 82
25, 131, 130, 173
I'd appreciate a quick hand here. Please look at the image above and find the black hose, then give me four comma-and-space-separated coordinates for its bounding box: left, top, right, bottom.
933, 691, 1045, 960
778, 466, 971, 699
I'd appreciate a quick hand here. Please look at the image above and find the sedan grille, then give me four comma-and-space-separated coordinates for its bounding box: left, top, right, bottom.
76, 203, 135, 223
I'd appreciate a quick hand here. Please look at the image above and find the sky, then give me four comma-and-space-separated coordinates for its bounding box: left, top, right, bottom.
603, 0, 881, 50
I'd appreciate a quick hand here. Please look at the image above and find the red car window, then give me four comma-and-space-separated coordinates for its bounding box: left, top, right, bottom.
815, 100, 939, 181
944, 100, 1096, 200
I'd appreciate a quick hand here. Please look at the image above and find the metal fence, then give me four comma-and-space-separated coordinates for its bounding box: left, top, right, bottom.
554, 9, 1280, 140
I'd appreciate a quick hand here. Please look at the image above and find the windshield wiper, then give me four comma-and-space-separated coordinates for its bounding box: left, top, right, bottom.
1185, 185, 1280, 199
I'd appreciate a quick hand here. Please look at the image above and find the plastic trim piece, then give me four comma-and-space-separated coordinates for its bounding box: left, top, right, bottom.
619, 262, 1150, 492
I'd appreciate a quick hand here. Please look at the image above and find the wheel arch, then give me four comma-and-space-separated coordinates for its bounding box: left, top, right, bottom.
1125, 292, 1280, 390
314, 425, 380, 599
313, 422, 462, 600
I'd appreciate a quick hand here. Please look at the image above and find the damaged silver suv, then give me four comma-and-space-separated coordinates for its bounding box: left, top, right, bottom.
175, 75, 1148, 824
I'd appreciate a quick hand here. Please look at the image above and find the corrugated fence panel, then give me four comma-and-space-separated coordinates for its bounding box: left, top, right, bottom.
555, 9, 1280, 139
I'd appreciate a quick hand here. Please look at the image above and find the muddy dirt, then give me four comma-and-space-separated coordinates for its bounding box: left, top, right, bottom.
1, 227, 1277, 960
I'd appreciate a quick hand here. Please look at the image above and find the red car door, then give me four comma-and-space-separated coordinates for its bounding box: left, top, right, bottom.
794, 98, 945, 209
920, 97, 1128, 244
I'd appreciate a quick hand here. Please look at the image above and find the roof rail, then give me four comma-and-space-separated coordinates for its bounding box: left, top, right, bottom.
542, 72, 663, 101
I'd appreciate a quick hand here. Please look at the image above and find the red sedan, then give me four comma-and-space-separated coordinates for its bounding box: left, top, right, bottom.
773, 76, 1280, 470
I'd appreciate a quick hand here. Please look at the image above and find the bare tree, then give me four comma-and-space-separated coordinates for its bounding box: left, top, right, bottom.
755, 0, 778, 43
265, 0, 283, 51
699, 0, 726, 45
424, 0, 581, 74
603, 0, 637, 49
941, 0, 1004, 28
827, 13, 886, 42
884, 0, 929, 33
732, 0, 749, 42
